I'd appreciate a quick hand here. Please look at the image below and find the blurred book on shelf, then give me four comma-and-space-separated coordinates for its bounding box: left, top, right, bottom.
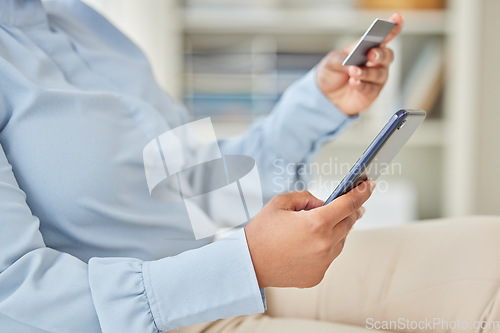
184, 48, 324, 119
276, 52, 324, 71
187, 53, 266, 74
184, 93, 275, 120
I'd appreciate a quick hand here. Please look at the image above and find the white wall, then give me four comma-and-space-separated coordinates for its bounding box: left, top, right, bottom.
83, 0, 183, 99
474, 0, 500, 214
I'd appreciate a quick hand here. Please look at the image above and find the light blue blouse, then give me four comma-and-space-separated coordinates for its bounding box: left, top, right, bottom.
0, 0, 354, 332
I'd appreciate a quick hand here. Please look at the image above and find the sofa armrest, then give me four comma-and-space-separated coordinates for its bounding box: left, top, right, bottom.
267, 216, 500, 332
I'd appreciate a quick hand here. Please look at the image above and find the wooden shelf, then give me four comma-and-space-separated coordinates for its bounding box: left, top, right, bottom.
182, 8, 448, 35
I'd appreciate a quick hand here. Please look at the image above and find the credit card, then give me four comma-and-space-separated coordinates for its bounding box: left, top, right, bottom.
342, 19, 396, 66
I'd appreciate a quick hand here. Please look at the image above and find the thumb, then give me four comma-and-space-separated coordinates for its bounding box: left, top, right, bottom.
275, 190, 324, 212
382, 13, 404, 46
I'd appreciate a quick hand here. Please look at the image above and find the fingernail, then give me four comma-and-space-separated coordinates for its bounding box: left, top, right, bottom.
349, 66, 362, 77
373, 50, 381, 61
368, 181, 376, 191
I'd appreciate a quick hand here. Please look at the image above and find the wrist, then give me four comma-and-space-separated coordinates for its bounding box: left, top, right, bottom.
244, 225, 269, 288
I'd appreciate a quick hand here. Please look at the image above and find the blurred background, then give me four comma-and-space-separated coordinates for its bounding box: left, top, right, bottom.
84, 0, 500, 228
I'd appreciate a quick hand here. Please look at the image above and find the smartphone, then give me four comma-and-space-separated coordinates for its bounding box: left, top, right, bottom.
323, 109, 426, 205
342, 18, 396, 66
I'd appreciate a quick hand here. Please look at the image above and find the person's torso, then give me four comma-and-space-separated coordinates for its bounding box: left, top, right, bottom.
0, 0, 208, 261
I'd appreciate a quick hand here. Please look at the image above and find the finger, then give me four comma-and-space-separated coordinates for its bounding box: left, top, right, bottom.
330, 207, 365, 259
313, 180, 375, 226
366, 47, 394, 67
360, 206, 366, 218
382, 13, 403, 46
331, 236, 347, 260
348, 79, 383, 98
332, 206, 365, 238
275, 190, 324, 212
348, 66, 388, 85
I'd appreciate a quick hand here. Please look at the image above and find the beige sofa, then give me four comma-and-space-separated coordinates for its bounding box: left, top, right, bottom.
265, 216, 500, 332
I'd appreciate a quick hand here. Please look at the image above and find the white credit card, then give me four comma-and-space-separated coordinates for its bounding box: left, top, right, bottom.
342, 19, 396, 66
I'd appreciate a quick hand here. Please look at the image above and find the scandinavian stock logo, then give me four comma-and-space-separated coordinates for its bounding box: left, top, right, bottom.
143, 118, 263, 239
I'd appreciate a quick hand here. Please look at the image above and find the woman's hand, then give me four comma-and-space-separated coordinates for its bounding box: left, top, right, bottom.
316, 13, 403, 116
244, 181, 375, 288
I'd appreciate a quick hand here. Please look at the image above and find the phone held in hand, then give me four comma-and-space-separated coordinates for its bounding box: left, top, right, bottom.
343, 18, 396, 66
323, 109, 426, 206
